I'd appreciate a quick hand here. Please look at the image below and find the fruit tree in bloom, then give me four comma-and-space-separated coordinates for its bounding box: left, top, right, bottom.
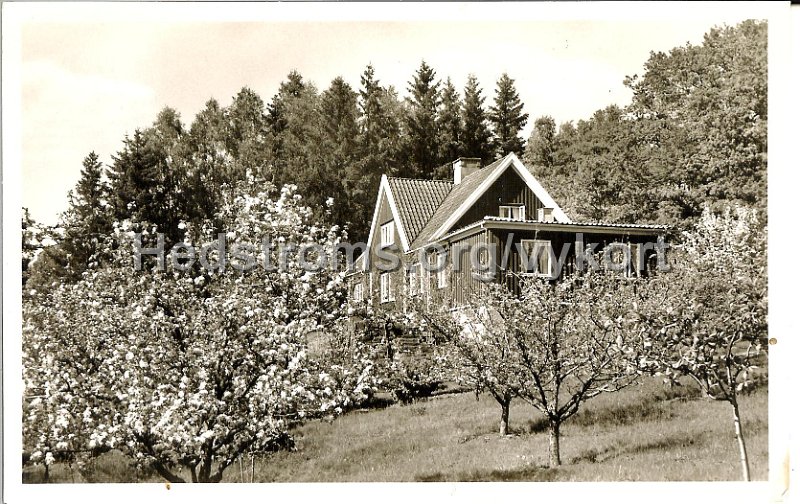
23, 176, 374, 482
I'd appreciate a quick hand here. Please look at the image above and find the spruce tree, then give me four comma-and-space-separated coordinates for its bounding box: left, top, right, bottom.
108, 116, 185, 245
185, 98, 231, 229
314, 76, 359, 226
489, 73, 529, 157
268, 71, 320, 191
436, 77, 464, 178
227, 87, 271, 181
404, 60, 440, 178
349, 64, 401, 241
461, 74, 494, 165
61, 152, 113, 278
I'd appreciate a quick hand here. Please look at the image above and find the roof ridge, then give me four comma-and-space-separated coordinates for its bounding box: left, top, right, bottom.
387, 176, 453, 183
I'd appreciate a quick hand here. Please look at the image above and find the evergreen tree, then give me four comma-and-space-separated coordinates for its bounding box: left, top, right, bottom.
108, 111, 186, 245
319, 77, 359, 164
404, 60, 441, 178
461, 74, 494, 165
435, 77, 464, 177
26, 152, 114, 290
314, 76, 359, 226
226, 87, 272, 182
268, 71, 320, 192
185, 98, 232, 231
60, 152, 113, 277
348, 64, 402, 241
489, 73, 529, 157
108, 129, 158, 222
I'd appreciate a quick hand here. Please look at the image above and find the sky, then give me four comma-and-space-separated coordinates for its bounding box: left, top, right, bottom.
17, 6, 761, 225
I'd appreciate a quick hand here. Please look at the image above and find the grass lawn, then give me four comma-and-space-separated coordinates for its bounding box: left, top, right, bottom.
23, 377, 768, 483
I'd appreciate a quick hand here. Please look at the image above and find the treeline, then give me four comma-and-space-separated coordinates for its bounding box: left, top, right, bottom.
23, 20, 766, 291
524, 20, 766, 225
24, 61, 531, 290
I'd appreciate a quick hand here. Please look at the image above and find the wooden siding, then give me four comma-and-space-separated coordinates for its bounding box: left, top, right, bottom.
359, 190, 405, 308
368, 191, 402, 266
448, 229, 491, 306
451, 167, 545, 232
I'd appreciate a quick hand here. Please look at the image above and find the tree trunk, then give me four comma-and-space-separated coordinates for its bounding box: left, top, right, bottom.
499, 398, 511, 436
731, 399, 751, 481
152, 460, 186, 483
548, 419, 561, 467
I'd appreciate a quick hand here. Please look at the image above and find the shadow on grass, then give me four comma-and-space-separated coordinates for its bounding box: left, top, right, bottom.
570, 432, 701, 465
23, 450, 156, 484
522, 383, 702, 435
416, 465, 559, 482
355, 393, 396, 411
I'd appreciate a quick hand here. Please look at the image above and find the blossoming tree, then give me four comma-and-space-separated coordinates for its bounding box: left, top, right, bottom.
23, 177, 374, 482
414, 272, 644, 466
636, 206, 767, 481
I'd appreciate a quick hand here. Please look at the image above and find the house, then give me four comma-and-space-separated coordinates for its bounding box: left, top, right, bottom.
347, 152, 668, 310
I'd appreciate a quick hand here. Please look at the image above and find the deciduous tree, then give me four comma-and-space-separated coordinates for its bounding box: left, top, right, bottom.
636, 205, 767, 481
23, 178, 373, 483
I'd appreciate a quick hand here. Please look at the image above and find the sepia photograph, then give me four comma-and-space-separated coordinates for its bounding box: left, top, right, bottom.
2, 2, 794, 503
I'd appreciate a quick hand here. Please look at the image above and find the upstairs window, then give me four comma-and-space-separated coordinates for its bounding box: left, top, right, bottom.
352, 282, 363, 302
499, 204, 525, 221
380, 221, 395, 248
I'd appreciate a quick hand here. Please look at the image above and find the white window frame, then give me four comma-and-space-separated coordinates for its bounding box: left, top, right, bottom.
520, 239, 554, 278
420, 264, 430, 297
627, 243, 639, 277
499, 204, 525, 221
380, 272, 395, 303
352, 282, 363, 302
436, 253, 448, 289
408, 263, 421, 297
380, 221, 395, 248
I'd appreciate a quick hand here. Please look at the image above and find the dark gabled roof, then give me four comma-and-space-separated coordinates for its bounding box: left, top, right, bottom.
386, 177, 452, 244
410, 156, 507, 249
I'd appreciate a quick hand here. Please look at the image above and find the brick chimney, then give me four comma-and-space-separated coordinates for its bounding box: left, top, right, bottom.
453, 157, 481, 185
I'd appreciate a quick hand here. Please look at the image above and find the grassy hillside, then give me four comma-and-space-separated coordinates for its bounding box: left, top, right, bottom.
23, 377, 767, 483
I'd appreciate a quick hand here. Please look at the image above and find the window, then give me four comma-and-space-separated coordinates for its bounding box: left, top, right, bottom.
436, 253, 448, 289
380, 272, 395, 303
408, 263, 422, 297
499, 204, 525, 221
520, 239, 553, 278
380, 221, 395, 248
420, 264, 429, 297
352, 282, 363, 302
628, 244, 641, 277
